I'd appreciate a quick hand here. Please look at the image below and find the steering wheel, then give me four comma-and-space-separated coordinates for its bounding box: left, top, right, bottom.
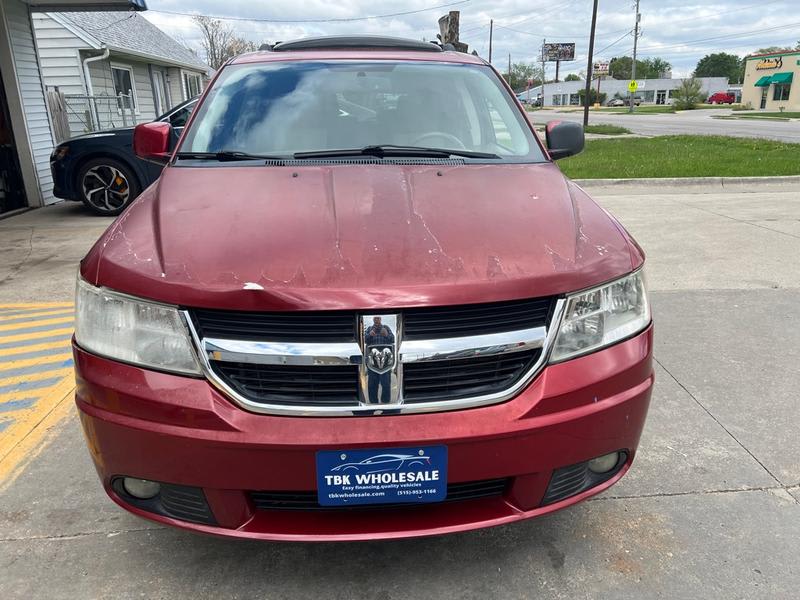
411, 132, 467, 150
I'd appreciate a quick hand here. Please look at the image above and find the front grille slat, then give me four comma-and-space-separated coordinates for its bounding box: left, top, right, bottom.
213, 361, 359, 406
251, 478, 509, 510
193, 309, 355, 342
402, 350, 540, 401
403, 298, 552, 339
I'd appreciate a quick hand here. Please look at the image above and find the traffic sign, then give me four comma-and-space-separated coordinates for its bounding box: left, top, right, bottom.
628, 80, 638, 93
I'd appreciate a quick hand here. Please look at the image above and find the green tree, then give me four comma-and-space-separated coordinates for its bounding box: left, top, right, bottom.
502, 62, 540, 92
641, 57, 671, 78
671, 77, 704, 110
693, 53, 743, 83
609, 56, 671, 80
564, 73, 581, 82
753, 46, 791, 55
577, 88, 606, 106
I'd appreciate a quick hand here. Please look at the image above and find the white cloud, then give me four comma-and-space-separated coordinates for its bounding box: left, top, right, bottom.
142, 0, 798, 78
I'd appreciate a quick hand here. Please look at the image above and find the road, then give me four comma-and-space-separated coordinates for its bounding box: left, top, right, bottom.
1, 185, 800, 598
528, 108, 800, 143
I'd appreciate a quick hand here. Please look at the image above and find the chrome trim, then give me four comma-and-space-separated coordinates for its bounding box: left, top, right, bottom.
184, 298, 565, 417
202, 338, 361, 366
400, 326, 546, 363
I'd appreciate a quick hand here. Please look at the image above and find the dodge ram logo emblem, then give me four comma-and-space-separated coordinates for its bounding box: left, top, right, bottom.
367, 346, 395, 374
360, 314, 399, 404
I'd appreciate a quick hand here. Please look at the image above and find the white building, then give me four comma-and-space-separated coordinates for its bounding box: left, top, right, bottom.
521, 77, 730, 107
0, 0, 148, 216
32, 11, 208, 139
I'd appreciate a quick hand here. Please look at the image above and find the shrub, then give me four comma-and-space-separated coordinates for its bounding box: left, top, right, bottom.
672, 77, 704, 110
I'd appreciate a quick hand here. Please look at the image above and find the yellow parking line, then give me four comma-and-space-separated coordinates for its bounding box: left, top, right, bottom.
0, 340, 73, 357
0, 327, 74, 345
0, 353, 73, 371
0, 308, 74, 322
0, 367, 74, 391
0, 377, 75, 489
0, 316, 74, 332
0, 302, 73, 309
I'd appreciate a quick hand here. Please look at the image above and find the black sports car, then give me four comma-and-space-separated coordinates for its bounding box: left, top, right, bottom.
50, 98, 197, 215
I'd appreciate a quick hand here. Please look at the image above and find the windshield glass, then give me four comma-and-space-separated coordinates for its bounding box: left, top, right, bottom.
180, 61, 544, 162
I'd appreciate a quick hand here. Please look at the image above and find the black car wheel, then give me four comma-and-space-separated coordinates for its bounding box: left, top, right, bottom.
78, 158, 140, 216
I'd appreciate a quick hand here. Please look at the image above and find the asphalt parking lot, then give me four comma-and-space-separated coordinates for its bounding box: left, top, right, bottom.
1, 181, 799, 599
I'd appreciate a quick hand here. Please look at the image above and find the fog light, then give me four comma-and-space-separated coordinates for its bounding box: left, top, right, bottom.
122, 477, 161, 499
587, 452, 620, 474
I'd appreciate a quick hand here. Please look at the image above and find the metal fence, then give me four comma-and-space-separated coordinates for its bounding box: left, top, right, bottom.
47, 88, 137, 142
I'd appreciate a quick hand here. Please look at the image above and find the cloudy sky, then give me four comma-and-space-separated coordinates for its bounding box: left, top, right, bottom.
142, 0, 799, 77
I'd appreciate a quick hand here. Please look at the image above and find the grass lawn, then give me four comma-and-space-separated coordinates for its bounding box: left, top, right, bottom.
595, 105, 676, 114
584, 124, 631, 135
558, 135, 800, 179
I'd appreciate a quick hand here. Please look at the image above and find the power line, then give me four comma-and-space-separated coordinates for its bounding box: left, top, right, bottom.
635, 20, 800, 53
149, 0, 470, 24
594, 30, 633, 56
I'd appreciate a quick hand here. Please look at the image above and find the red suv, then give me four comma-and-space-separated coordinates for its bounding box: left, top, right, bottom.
74, 36, 653, 541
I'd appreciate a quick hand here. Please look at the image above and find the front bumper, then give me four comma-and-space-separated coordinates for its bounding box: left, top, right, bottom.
74, 326, 653, 541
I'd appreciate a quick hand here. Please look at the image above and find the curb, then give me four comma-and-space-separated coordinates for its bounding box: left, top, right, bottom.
572, 175, 800, 187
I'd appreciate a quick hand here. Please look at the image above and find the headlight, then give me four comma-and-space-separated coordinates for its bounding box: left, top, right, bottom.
50, 145, 69, 162
75, 278, 201, 375
550, 269, 650, 362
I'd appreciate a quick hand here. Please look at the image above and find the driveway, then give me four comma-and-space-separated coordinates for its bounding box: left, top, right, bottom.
528, 108, 800, 143
1, 183, 799, 599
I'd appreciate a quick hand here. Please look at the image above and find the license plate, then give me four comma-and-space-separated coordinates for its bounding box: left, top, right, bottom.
316, 445, 447, 507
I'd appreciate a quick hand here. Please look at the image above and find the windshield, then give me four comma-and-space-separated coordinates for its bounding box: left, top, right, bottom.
180, 61, 545, 162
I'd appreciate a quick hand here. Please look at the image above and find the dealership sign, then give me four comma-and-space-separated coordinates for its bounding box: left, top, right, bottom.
756, 57, 783, 70
543, 42, 575, 61
593, 62, 610, 75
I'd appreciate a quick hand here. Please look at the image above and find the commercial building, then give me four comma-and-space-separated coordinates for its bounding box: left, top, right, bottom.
741, 50, 798, 111
521, 77, 729, 107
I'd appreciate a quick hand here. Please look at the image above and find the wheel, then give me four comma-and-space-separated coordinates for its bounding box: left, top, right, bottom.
77, 158, 140, 216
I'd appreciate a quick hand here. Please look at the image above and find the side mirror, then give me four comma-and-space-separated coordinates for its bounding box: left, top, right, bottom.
545, 120, 584, 160
133, 122, 173, 165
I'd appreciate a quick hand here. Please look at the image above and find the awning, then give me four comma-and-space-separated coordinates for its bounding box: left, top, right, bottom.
754, 76, 772, 87
770, 72, 793, 85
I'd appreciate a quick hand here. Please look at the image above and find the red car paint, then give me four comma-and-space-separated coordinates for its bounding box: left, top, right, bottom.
76, 43, 653, 541
707, 92, 735, 104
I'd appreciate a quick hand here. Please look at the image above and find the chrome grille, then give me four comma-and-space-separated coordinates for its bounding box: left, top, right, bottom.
187, 296, 561, 415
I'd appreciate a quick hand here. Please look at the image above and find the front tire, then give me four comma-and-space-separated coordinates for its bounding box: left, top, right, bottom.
77, 158, 140, 216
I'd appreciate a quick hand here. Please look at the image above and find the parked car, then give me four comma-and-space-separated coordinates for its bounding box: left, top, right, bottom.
606, 96, 641, 107
707, 92, 735, 104
50, 98, 197, 216
74, 36, 653, 541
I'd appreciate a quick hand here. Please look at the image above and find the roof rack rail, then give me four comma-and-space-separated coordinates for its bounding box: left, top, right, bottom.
271, 35, 443, 53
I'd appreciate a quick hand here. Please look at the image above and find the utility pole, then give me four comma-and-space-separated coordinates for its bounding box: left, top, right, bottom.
629, 0, 641, 113
541, 38, 546, 107
488, 19, 493, 63
583, 0, 599, 127
508, 52, 511, 82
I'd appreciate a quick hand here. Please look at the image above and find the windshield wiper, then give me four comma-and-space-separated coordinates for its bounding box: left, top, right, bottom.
293, 145, 500, 160
175, 150, 286, 162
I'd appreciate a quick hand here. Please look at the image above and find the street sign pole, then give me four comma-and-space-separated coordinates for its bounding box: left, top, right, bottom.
582, 0, 599, 127
629, 0, 641, 113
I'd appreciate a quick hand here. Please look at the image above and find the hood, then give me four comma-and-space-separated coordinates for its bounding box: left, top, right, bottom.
62, 128, 133, 145
82, 163, 640, 311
